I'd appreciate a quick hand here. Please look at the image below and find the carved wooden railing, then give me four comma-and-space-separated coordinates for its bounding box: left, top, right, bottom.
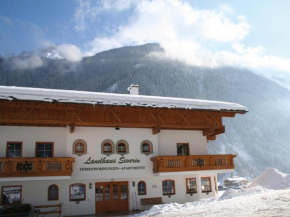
0, 157, 75, 178
150, 154, 236, 173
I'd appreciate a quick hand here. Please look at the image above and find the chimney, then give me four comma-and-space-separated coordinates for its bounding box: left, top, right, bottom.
128, 84, 139, 95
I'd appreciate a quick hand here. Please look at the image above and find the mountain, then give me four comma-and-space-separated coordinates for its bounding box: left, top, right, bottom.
2, 47, 64, 60
1, 43, 290, 179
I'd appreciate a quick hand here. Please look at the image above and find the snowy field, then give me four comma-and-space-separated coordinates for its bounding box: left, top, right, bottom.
136, 168, 290, 217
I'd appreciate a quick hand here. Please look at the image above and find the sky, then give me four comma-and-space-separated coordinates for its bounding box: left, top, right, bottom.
1, 0, 290, 74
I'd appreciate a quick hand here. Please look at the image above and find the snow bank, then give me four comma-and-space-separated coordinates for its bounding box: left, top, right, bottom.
220, 186, 266, 200
135, 198, 217, 217
249, 167, 290, 190
136, 168, 290, 217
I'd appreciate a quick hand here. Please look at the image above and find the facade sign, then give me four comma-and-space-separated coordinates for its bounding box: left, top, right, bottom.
84, 157, 141, 164
81, 156, 145, 172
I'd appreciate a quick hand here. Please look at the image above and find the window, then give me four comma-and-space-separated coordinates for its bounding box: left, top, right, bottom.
177, 143, 189, 156
36, 142, 53, 157
116, 140, 129, 155
138, 181, 146, 195
201, 177, 211, 193
70, 183, 86, 201
48, 185, 59, 201
162, 180, 175, 195
73, 139, 87, 156
6, 142, 22, 157
141, 140, 153, 155
101, 140, 114, 155
1, 186, 22, 205
186, 178, 197, 194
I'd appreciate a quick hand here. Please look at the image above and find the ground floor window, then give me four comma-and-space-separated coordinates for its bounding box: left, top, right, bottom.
162, 180, 175, 195
1, 186, 22, 205
138, 181, 146, 195
186, 178, 197, 194
201, 177, 211, 193
70, 183, 86, 201
48, 185, 59, 201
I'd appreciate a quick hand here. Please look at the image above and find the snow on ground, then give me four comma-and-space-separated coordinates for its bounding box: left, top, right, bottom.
136, 168, 290, 217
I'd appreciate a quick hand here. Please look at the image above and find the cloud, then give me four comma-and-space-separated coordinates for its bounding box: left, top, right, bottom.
12, 55, 44, 70
74, 0, 136, 32
74, 0, 97, 32
83, 0, 251, 62
80, 0, 290, 73
56, 44, 83, 61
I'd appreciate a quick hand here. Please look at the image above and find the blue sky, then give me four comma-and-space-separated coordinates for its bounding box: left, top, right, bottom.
1, 0, 290, 73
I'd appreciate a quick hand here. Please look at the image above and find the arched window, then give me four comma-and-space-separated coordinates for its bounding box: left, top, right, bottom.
162, 180, 175, 195
138, 181, 146, 195
101, 140, 114, 155
116, 140, 129, 155
48, 184, 59, 201
140, 140, 153, 155
70, 183, 86, 201
73, 139, 87, 156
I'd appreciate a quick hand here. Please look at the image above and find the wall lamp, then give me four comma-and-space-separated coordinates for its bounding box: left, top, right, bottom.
89, 183, 92, 189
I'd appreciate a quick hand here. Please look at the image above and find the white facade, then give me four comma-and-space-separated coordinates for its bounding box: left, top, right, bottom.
0, 126, 228, 216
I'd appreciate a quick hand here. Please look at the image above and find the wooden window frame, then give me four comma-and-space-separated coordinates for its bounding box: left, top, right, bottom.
6, 142, 23, 158
117, 142, 127, 154
141, 140, 153, 155
48, 184, 59, 201
73, 139, 87, 156
35, 142, 54, 157
74, 143, 85, 154
186, 178, 197, 194
69, 183, 86, 201
116, 140, 129, 155
138, 181, 147, 195
102, 142, 113, 154
201, 177, 212, 193
162, 179, 175, 195
1, 185, 22, 205
176, 143, 190, 156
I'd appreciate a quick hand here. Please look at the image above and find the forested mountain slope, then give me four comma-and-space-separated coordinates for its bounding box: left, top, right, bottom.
1, 43, 290, 179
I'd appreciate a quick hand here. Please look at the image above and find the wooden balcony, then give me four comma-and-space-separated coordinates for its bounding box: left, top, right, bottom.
0, 157, 75, 178
150, 154, 236, 173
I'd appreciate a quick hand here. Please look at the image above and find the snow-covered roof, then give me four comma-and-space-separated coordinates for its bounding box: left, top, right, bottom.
0, 86, 248, 112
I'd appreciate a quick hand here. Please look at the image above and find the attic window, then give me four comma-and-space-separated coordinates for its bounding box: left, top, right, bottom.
141, 140, 153, 155
116, 140, 129, 155
101, 140, 114, 156
73, 139, 87, 156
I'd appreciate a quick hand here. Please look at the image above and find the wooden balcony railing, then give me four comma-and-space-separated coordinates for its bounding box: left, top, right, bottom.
0, 157, 75, 178
150, 154, 236, 173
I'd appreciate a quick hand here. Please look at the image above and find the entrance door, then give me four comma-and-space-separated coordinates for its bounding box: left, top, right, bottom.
95, 181, 129, 214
